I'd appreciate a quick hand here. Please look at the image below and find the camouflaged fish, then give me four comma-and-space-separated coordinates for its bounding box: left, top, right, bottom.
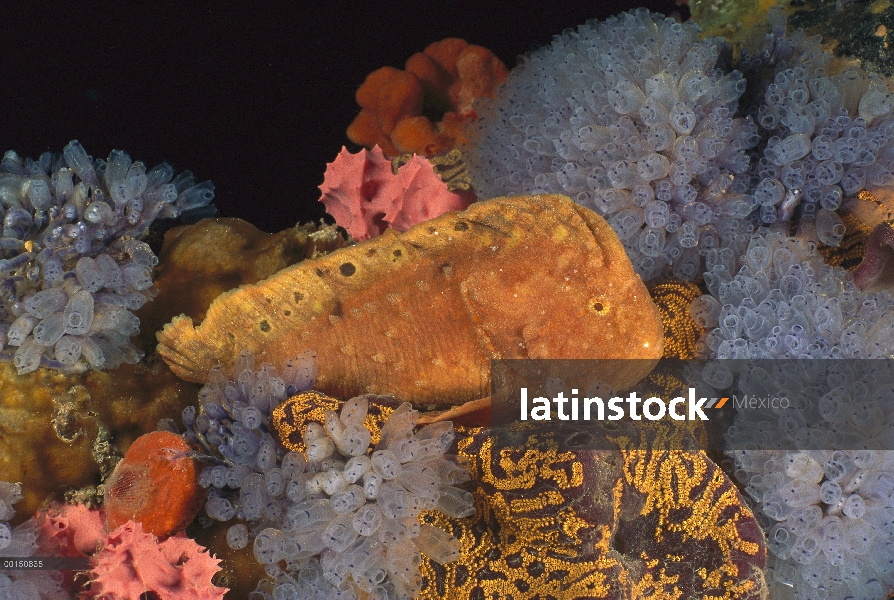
157, 195, 663, 405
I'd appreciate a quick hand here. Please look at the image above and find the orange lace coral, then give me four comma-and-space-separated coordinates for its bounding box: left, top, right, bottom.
347, 38, 508, 156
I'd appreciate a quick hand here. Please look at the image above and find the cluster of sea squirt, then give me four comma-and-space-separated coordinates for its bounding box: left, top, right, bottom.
0, 141, 215, 374
180, 351, 474, 600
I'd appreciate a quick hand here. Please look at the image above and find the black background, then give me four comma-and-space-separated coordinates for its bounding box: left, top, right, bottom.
0, 1, 686, 233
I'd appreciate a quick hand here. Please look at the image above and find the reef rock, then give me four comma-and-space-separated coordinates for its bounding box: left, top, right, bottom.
158, 194, 664, 405
0, 219, 346, 518
267, 391, 766, 600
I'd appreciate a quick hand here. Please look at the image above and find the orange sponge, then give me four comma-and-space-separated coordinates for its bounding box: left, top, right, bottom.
347, 38, 507, 157
103, 431, 205, 539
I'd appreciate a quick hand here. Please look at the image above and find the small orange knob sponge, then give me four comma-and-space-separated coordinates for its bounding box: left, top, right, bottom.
103, 431, 206, 539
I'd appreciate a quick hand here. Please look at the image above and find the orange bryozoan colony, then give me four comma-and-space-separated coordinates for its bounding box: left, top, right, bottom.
346, 38, 508, 157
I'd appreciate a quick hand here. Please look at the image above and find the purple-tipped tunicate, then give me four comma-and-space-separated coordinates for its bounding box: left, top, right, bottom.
0, 141, 215, 374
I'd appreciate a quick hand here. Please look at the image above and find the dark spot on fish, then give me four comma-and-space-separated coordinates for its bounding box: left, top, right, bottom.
339, 262, 356, 276
315, 268, 325, 277
331, 300, 343, 318
227, 332, 236, 344
283, 310, 291, 317
428, 226, 438, 234
294, 291, 304, 303
366, 248, 377, 257
259, 320, 271, 332
265, 297, 272, 304
592, 300, 605, 312
454, 221, 469, 231
393, 249, 402, 258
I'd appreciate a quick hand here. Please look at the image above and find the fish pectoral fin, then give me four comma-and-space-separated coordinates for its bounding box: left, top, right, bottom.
156, 314, 214, 383
459, 277, 503, 359
416, 396, 492, 426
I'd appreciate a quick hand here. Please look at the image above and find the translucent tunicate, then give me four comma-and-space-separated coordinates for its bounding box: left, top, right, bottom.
842, 493, 866, 519
637, 153, 670, 181
669, 102, 696, 134
770, 133, 812, 164
120, 262, 153, 290
175, 181, 216, 211
415, 524, 461, 565
13, 338, 43, 374
63, 140, 98, 188
306, 437, 335, 463
755, 179, 784, 206
253, 528, 284, 564
95, 254, 123, 289
75, 257, 106, 293
436, 485, 476, 518
32, 313, 65, 347
7, 314, 39, 346
83, 201, 112, 224
63, 290, 94, 336
320, 512, 358, 553
352, 503, 383, 536
815, 209, 845, 246
344, 456, 372, 483
205, 496, 235, 521
690, 295, 722, 328
639, 227, 665, 257
331, 485, 365, 514
54, 335, 82, 365
608, 207, 644, 240
371, 450, 399, 479
23, 288, 68, 319
335, 426, 372, 457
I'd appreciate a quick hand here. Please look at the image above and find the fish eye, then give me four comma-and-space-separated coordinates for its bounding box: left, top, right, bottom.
589, 297, 609, 314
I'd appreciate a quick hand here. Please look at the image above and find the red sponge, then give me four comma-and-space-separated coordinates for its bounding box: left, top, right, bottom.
319, 145, 474, 240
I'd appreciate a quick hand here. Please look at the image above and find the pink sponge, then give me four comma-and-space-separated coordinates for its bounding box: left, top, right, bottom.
319, 145, 474, 240
86, 521, 226, 600
35, 506, 225, 600
37, 503, 106, 556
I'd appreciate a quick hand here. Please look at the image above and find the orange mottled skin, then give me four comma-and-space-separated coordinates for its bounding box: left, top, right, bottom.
158, 195, 664, 406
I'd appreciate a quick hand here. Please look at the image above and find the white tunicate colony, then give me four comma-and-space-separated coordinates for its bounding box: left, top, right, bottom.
464, 8, 759, 281
0, 481, 66, 599
0, 141, 216, 374
693, 228, 894, 360
688, 360, 894, 600
183, 350, 474, 600
689, 225, 894, 597
464, 7, 894, 284
738, 8, 894, 236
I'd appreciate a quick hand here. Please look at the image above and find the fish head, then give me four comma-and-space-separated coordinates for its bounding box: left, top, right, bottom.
460, 195, 664, 389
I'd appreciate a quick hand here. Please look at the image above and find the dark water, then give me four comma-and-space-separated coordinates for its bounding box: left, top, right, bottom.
0, 1, 683, 233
